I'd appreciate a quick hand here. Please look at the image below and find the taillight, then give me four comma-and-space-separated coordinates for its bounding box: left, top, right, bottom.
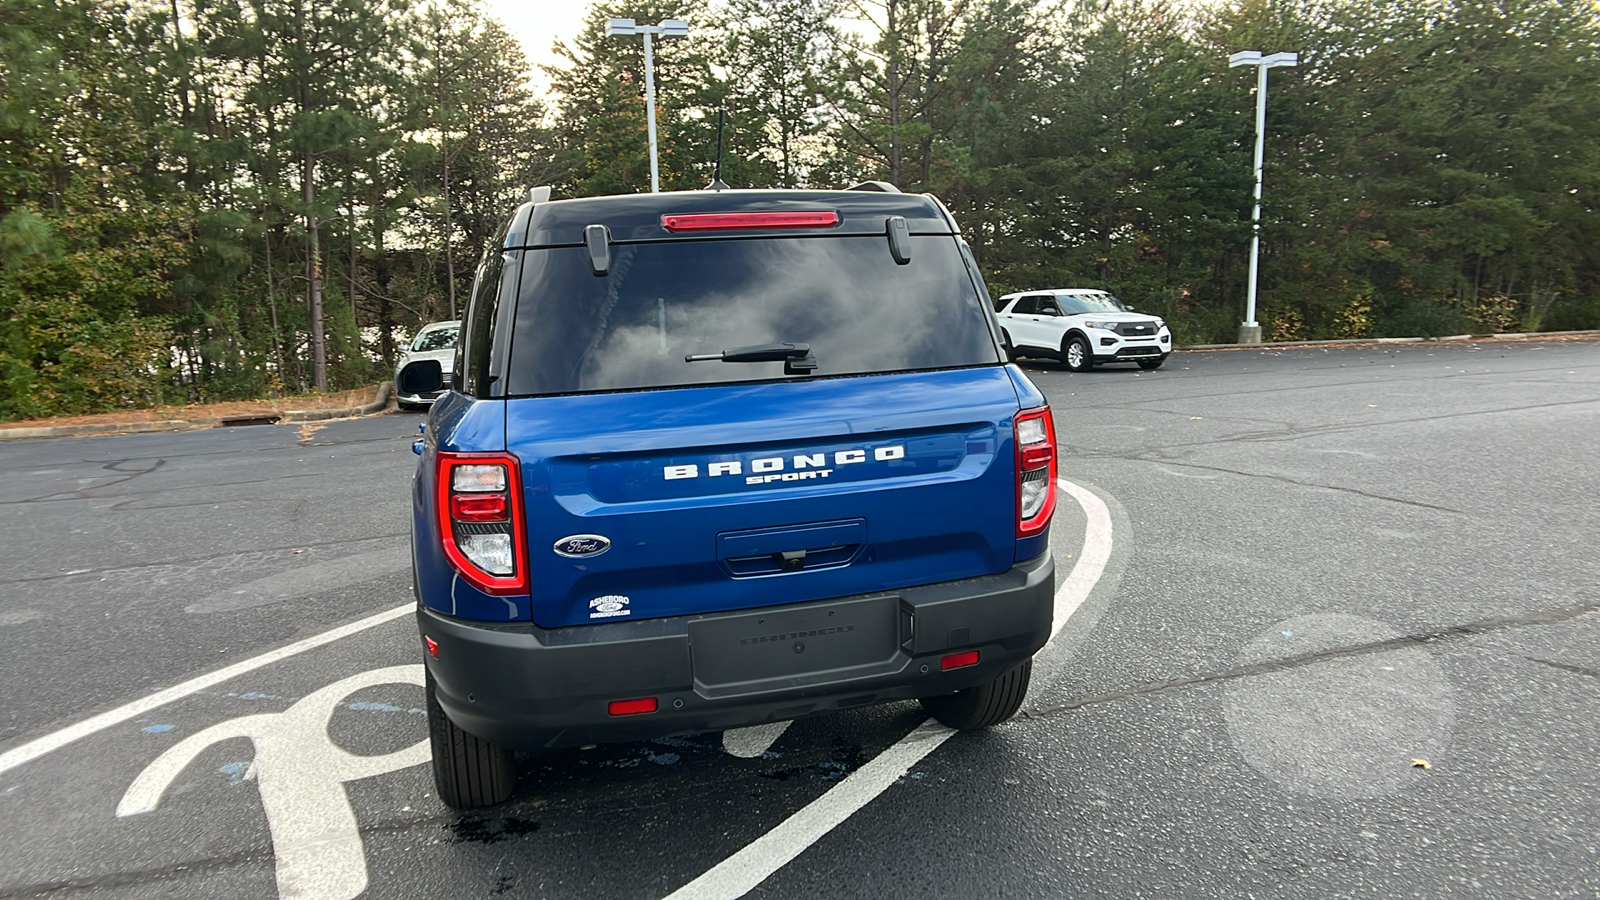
660, 211, 839, 232
1015, 406, 1057, 537
435, 451, 528, 595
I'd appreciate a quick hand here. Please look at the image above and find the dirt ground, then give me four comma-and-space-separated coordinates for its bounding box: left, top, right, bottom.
0, 384, 388, 432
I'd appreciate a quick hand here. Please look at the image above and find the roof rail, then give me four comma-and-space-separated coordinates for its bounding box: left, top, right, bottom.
528, 186, 552, 203
847, 181, 900, 193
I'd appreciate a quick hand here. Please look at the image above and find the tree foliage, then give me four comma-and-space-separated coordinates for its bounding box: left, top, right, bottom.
1, 0, 1596, 419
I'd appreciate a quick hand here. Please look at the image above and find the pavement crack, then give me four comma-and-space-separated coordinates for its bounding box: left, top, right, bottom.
1525, 656, 1600, 680
0, 846, 275, 898
0, 533, 409, 586
1018, 600, 1600, 721
1126, 458, 1465, 513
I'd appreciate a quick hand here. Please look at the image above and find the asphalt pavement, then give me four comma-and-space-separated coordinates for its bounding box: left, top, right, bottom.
0, 339, 1595, 899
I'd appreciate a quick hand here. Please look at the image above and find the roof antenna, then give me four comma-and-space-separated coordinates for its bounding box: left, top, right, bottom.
707, 108, 730, 191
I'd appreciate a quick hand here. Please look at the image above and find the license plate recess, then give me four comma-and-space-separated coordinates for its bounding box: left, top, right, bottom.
688, 596, 903, 697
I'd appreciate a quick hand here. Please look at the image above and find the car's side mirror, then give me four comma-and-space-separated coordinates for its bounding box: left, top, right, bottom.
398, 359, 444, 395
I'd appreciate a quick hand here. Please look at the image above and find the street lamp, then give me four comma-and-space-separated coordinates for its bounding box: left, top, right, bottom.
606, 18, 689, 193
1228, 50, 1298, 345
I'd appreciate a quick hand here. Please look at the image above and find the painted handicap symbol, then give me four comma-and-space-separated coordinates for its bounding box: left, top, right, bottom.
117, 665, 429, 900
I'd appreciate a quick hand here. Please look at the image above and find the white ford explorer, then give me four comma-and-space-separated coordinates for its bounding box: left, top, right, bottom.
994, 289, 1172, 372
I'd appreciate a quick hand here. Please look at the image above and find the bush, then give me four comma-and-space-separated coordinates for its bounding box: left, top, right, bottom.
1539, 295, 1600, 332
1376, 298, 1475, 339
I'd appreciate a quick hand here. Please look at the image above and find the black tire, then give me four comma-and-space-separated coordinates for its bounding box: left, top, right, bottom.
919, 658, 1033, 730
1000, 330, 1018, 362
1137, 358, 1164, 370
427, 670, 516, 809
1061, 335, 1093, 372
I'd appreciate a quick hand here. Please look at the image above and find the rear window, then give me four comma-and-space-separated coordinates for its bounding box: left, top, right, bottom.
504, 235, 999, 396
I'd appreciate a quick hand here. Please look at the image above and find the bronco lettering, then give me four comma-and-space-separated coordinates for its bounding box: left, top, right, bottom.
665, 445, 902, 481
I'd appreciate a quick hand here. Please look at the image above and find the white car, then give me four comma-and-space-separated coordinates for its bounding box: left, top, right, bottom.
994, 289, 1171, 372
394, 320, 460, 409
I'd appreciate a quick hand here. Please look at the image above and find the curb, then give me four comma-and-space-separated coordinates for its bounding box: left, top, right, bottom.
0, 382, 394, 442
279, 381, 394, 423
1179, 329, 1600, 352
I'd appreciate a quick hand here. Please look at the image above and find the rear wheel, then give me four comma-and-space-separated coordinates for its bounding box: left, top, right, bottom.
1000, 330, 1018, 362
426, 670, 516, 809
1137, 358, 1165, 370
919, 658, 1033, 730
1061, 335, 1093, 373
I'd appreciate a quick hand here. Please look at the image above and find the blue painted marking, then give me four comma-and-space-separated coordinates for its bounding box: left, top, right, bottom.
141, 724, 175, 734
217, 762, 250, 786
647, 752, 680, 766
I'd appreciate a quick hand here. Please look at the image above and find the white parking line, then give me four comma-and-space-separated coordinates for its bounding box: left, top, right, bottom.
666, 477, 1114, 900
666, 719, 956, 900
1047, 478, 1113, 646
0, 603, 414, 778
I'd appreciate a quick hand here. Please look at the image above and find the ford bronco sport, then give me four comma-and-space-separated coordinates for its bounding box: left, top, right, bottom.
404, 186, 1059, 808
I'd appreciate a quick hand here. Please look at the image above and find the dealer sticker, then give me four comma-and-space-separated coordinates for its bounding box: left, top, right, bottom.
589, 595, 631, 619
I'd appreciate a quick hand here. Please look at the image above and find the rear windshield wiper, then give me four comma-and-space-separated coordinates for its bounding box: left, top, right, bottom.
686, 342, 817, 375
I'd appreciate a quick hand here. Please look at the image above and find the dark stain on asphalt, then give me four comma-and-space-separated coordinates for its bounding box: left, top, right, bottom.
444, 814, 542, 845
756, 738, 868, 782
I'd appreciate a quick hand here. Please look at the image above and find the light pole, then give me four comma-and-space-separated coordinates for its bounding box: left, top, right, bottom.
606, 18, 689, 193
1228, 50, 1297, 345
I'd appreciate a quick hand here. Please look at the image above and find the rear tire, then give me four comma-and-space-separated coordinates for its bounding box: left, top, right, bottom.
919, 658, 1033, 730
1061, 335, 1093, 373
1137, 358, 1164, 370
1000, 330, 1018, 362
427, 670, 516, 809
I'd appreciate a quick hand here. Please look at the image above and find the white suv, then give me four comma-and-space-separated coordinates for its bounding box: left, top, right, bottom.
994, 289, 1171, 372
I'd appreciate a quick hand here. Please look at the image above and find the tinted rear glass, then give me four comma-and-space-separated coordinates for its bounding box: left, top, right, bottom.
504, 235, 999, 396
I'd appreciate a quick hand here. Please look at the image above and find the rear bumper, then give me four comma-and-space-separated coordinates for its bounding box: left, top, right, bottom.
419, 551, 1055, 751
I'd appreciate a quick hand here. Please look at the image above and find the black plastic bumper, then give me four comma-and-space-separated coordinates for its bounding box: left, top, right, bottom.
419, 552, 1055, 751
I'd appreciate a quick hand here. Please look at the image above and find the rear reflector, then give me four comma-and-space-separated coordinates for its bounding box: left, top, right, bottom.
608, 697, 659, 716
661, 211, 839, 232
424, 636, 439, 658
941, 650, 980, 670
450, 492, 508, 522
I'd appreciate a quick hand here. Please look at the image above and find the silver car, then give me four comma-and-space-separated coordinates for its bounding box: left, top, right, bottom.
394, 321, 460, 410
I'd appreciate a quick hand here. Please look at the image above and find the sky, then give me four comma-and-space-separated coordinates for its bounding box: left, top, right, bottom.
479, 0, 594, 95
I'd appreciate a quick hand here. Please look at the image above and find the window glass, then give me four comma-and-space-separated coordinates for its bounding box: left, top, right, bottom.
411, 325, 459, 352
505, 234, 998, 396
1057, 292, 1129, 314
460, 250, 508, 396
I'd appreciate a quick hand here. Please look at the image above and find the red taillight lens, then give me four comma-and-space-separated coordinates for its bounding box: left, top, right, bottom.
608, 697, 658, 716
450, 492, 507, 522
424, 636, 439, 658
1015, 406, 1058, 537
941, 650, 980, 670
660, 211, 839, 232
435, 452, 528, 595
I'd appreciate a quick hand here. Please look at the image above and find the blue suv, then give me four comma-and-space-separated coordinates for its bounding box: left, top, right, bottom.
404, 186, 1059, 808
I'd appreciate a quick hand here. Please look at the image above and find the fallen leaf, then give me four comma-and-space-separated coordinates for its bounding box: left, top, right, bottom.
1411, 758, 1431, 770
296, 423, 325, 444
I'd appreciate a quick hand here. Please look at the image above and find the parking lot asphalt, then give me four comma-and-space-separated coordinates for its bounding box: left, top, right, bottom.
0, 338, 1596, 899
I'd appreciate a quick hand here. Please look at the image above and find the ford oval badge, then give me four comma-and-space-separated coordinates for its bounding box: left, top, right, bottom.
553, 534, 611, 558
